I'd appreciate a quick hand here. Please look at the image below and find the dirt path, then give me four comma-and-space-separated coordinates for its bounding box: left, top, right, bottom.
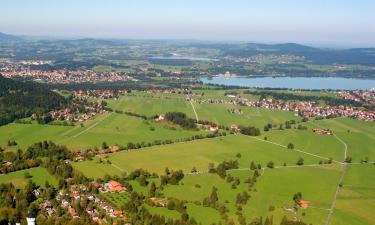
248, 136, 343, 164
308, 120, 349, 225
189, 100, 199, 122
72, 112, 112, 138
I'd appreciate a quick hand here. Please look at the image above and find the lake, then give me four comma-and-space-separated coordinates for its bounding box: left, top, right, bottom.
201, 76, 375, 90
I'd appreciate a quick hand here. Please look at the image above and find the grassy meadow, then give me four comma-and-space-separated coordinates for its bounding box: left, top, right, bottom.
0, 167, 58, 188
0, 112, 205, 151
73, 134, 328, 179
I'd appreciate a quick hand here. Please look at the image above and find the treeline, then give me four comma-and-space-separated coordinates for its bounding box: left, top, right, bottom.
165, 112, 197, 129
0, 75, 67, 126
243, 90, 362, 107
0, 141, 73, 174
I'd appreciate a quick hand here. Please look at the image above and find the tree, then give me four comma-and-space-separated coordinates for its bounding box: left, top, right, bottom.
24, 171, 32, 179
296, 157, 304, 165
293, 192, 303, 203
266, 161, 274, 169
101, 142, 108, 149
287, 143, 294, 149
148, 182, 156, 197
250, 161, 257, 170
210, 186, 219, 206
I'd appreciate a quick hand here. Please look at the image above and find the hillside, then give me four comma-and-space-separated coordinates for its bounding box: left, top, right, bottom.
0, 75, 67, 125
0, 32, 22, 41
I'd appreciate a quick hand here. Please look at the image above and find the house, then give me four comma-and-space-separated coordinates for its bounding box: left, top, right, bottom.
104, 180, 126, 193
65, 177, 74, 183
92, 181, 102, 190
231, 124, 241, 133
298, 200, 310, 209
111, 211, 123, 217
312, 128, 333, 135
149, 197, 168, 207
155, 115, 165, 122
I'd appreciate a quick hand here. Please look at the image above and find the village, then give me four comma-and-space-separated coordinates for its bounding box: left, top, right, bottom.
191, 93, 375, 121
0, 60, 137, 83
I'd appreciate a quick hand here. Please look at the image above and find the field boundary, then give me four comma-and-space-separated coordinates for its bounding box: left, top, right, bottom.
247, 135, 343, 164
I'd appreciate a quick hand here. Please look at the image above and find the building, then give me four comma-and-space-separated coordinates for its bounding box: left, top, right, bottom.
26, 217, 35, 225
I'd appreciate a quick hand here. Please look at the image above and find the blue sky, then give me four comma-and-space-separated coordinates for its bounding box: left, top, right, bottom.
1, 0, 374, 47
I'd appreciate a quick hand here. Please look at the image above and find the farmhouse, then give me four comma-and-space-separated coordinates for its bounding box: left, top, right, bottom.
312, 128, 333, 135
149, 197, 168, 207
231, 124, 241, 133
298, 200, 310, 209
155, 114, 165, 122
103, 180, 126, 193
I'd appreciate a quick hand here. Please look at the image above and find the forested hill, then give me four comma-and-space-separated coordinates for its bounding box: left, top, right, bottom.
0, 75, 67, 126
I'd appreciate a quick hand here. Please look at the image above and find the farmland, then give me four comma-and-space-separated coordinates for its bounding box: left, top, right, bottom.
0, 89, 374, 225
72, 134, 324, 178
0, 112, 205, 151
0, 167, 58, 188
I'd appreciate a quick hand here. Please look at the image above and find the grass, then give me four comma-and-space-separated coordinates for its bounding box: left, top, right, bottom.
330, 164, 375, 225
311, 118, 375, 162
260, 125, 344, 161
0, 113, 204, 151
106, 92, 195, 118
160, 164, 341, 225
73, 135, 325, 179
106, 91, 298, 128
193, 103, 298, 128
0, 167, 58, 188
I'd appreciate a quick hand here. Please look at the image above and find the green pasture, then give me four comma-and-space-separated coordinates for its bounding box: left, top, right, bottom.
0, 167, 58, 188
311, 118, 375, 162
0, 113, 204, 151
261, 126, 344, 161
331, 164, 375, 225
73, 135, 325, 179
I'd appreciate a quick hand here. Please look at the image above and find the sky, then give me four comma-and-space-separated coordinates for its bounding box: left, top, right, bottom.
0, 0, 374, 47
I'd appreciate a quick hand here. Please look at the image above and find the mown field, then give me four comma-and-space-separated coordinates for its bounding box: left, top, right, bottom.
331, 164, 375, 225
311, 118, 375, 162
73, 134, 330, 179
0, 112, 205, 151
97, 164, 342, 225
0, 89, 373, 225
0, 167, 58, 188
106, 91, 298, 128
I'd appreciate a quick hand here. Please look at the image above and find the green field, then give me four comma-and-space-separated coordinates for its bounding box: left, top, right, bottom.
193, 103, 298, 127
106, 92, 195, 118
331, 164, 375, 225
0, 167, 58, 188
311, 118, 375, 162
73, 134, 328, 178
0, 112, 205, 151
100, 164, 341, 225
260, 125, 344, 162
106, 91, 298, 128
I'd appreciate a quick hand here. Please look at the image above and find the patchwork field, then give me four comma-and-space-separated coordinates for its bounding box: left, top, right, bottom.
106, 92, 195, 118
99, 164, 342, 225
260, 126, 344, 162
193, 103, 299, 128
0, 112, 205, 151
311, 118, 375, 162
73, 134, 330, 179
0, 167, 58, 188
330, 164, 375, 225
106, 91, 298, 128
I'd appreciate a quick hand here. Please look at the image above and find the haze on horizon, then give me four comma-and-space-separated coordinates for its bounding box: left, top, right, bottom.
1, 0, 374, 48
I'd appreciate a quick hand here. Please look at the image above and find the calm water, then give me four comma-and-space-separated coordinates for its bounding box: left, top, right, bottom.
201, 76, 375, 90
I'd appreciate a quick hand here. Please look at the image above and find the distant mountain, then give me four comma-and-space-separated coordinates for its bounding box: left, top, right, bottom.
0, 32, 22, 41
